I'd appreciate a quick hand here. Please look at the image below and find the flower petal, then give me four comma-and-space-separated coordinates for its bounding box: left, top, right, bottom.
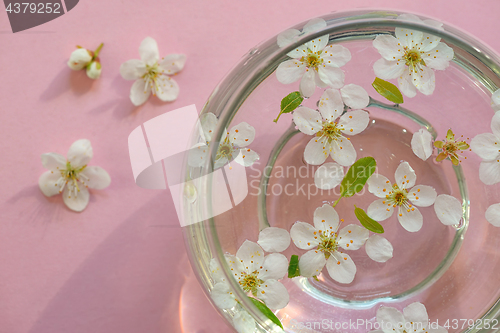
395, 161, 416, 189
377, 306, 405, 331
236, 240, 265, 273
306, 34, 329, 54
159, 54, 186, 75
188, 143, 209, 167
287, 44, 308, 59
486, 203, 500, 227
130, 79, 151, 106
326, 251, 356, 284
256, 279, 289, 310
260, 253, 288, 281
318, 88, 343, 122
155, 76, 180, 102
304, 136, 329, 165
211, 282, 236, 309
62, 185, 89, 212
479, 159, 500, 185
293, 107, 323, 135
226, 254, 246, 279
365, 235, 393, 262
317, 65, 345, 89
421, 42, 454, 70
290, 222, 320, 250
302, 18, 327, 33
119, 59, 147, 80
41, 153, 66, 170
277, 28, 301, 47
434, 194, 462, 226
367, 173, 392, 198
374, 58, 406, 80
407, 185, 436, 207
411, 65, 435, 95
321, 44, 351, 68
330, 137, 356, 167
491, 111, 500, 139
373, 35, 403, 61
67, 48, 92, 70
298, 250, 326, 277
299, 69, 317, 98
313, 204, 340, 232
339, 110, 370, 136
228, 122, 256, 147
139, 37, 160, 66
200, 113, 218, 143
80, 166, 111, 190
367, 199, 394, 221
397, 206, 423, 232
338, 224, 369, 250
67, 139, 93, 168
471, 133, 500, 161
403, 302, 429, 330
340, 84, 369, 109
411, 128, 433, 161
257, 227, 291, 253
395, 26, 423, 49
314, 162, 344, 190
39, 171, 62, 197
276, 59, 306, 84
233, 309, 255, 333
398, 70, 417, 98
234, 148, 259, 167
214, 155, 229, 170
209, 258, 226, 283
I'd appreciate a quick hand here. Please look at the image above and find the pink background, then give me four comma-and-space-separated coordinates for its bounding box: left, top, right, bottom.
1, 1, 499, 332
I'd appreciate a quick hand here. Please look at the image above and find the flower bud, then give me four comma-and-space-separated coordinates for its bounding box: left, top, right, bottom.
86, 60, 101, 80
67, 48, 92, 70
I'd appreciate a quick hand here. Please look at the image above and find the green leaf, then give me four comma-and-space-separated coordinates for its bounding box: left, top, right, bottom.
372, 77, 404, 104
354, 205, 384, 233
274, 91, 303, 123
287, 254, 300, 278
340, 157, 377, 197
247, 297, 284, 329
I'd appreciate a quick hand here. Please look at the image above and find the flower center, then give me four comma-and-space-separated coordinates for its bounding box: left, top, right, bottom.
301, 50, 323, 70
403, 48, 426, 70
216, 143, 235, 160
239, 271, 263, 295
317, 231, 338, 259
318, 121, 343, 142
143, 62, 169, 96
55, 162, 88, 199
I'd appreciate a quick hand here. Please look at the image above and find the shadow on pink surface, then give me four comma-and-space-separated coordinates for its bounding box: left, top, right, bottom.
24, 193, 230, 333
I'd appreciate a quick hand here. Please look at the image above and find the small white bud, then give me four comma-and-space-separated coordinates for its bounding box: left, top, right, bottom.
86, 61, 101, 80
68, 48, 92, 70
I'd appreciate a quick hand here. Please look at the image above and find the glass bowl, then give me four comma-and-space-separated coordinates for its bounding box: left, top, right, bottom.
182, 9, 500, 333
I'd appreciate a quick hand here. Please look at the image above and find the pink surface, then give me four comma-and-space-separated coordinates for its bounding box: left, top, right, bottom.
1, 1, 499, 332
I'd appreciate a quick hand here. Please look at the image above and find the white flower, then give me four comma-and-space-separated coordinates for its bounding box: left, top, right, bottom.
292, 88, 370, 166
372, 14, 454, 97
67, 48, 92, 70
210, 240, 289, 310
411, 128, 433, 161
276, 22, 351, 97
257, 227, 291, 253
290, 204, 369, 284
366, 161, 437, 232
188, 113, 259, 169
486, 203, 500, 227
365, 235, 393, 263
470, 111, 500, 185
434, 194, 463, 226
86, 61, 101, 79
369, 302, 448, 333
38, 139, 111, 212
120, 37, 186, 106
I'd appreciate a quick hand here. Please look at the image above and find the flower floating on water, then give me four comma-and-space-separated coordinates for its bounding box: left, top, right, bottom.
372, 14, 454, 97
434, 194, 463, 226
38, 139, 111, 212
257, 227, 291, 253
471, 111, 500, 185
210, 240, 289, 310
292, 89, 370, 166
369, 302, 448, 333
366, 161, 437, 232
290, 204, 369, 284
434, 129, 469, 165
67, 43, 104, 79
120, 37, 186, 106
276, 24, 351, 98
188, 113, 259, 169
411, 128, 433, 161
